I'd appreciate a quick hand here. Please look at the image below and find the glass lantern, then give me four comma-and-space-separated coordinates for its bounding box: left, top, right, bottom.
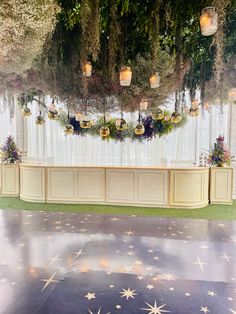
36, 112, 45, 125
189, 107, 200, 117
82, 61, 92, 77
164, 112, 171, 122
200, 7, 218, 36
80, 119, 92, 129
48, 105, 59, 120
140, 98, 149, 110
21, 106, 32, 118
171, 111, 182, 124
115, 118, 127, 131
120, 66, 132, 86
100, 126, 110, 138
149, 72, 160, 89
152, 108, 164, 120
64, 124, 74, 135
134, 123, 145, 135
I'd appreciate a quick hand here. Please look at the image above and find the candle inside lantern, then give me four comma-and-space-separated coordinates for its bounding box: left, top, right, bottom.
120, 66, 132, 86
228, 88, 236, 102
140, 98, 148, 110
149, 72, 160, 89
83, 61, 92, 77
200, 7, 218, 36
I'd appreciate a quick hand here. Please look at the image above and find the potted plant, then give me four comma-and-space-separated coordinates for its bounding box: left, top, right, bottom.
208, 135, 233, 167
0, 136, 22, 164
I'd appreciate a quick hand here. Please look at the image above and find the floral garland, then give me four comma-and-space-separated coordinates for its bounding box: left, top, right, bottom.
58, 112, 187, 142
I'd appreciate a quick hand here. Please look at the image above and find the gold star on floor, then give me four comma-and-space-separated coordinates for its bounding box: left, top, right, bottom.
141, 301, 170, 313
49, 253, 61, 265
200, 306, 210, 313
88, 308, 110, 314
40, 272, 59, 292
193, 257, 208, 272
221, 252, 232, 263
146, 284, 154, 290
120, 288, 137, 300
85, 292, 96, 300
207, 291, 216, 297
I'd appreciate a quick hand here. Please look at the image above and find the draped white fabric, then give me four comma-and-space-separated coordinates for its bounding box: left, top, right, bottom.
24, 100, 230, 167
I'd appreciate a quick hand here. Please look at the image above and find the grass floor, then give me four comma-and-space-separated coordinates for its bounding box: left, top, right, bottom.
0, 197, 235, 220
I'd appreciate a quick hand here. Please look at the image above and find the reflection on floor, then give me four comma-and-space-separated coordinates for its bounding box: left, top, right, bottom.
0, 209, 236, 314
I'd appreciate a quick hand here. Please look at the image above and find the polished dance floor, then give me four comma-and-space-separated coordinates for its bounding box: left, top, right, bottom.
0, 209, 236, 314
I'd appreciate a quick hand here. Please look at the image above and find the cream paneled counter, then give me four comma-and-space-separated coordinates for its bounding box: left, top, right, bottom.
19, 164, 210, 208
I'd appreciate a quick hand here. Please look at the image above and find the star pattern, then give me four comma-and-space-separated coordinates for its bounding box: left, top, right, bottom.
0, 209, 235, 313
120, 288, 137, 300
141, 301, 171, 314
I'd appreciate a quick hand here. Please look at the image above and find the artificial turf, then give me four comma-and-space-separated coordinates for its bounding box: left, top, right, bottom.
0, 196, 235, 220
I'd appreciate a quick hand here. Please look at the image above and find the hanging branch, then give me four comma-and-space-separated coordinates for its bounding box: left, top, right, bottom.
108, 0, 120, 81
149, 0, 162, 69
212, 0, 231, 87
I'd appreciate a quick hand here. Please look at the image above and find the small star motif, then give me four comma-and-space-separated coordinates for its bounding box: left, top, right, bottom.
115, 305, 121, 309
185, 293, 190, 297
146, 284, 154, 290
127, 251, 134, 256
137, 275, 144, 280
207, 291, 216, 297
120, 288, 137, 300
135, 260, 143, 265
85, 292, 96, 300
200, 306, 210, 313
141, 301, 170, 313
88, 308, 110, 314
221, 252, 232, 263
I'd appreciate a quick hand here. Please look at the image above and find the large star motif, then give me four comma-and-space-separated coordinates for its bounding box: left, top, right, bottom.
85, 292, 96, 300
141, 301, 171, 314
200, 306, 210, 313
207, 291, 216, 297
40, 272, 59, 292
88, 308, 110, 314
120, 288, 137, 300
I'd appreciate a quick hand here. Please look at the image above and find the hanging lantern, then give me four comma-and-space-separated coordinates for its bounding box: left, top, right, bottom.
171, 111, 182, 124
164, 112, 171, 122
80, 118, 92, 129
200, 7, 218, 36
115, 118, 127, 131
189, 107, 200, 117
64, 124, 74, 135
75, 112, 84, 121
149, 72, 160, 89
228, 88, 236, 102
82, 61, 92, 77
134, 123, 145, 135
204, 102, 211, 112
140, 98, 149, 110
100, 126, 110, 138
120, 66, 132, 86
152, 108, 164, 120
36, 112, 45, 125
48, 105, 59, 120
191, 99, 199, 109
21, 106, 32, 118
183, 105, 190, 114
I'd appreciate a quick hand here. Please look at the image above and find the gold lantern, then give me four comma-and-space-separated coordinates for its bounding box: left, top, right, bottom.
115, 118, 127, 131
22, 106, 32, 118
82, 61, 92, 77
140, 98, 148, 110
36, 112, 45, 125
149, 72, 160, 89
64, 124, 74, 135
228, 88, 236, 102
100, 126, 110, 138
200, 7, 218, 36
152, 108, 164, 120
120, 66, 132, 86
80, 118, 92, 129
134, 123, 145, 135
189, 107, 200, 117
171, 111, 182, 124
203, 102, 211, 112
48, 105, 59, 120
183, 105, 190, 114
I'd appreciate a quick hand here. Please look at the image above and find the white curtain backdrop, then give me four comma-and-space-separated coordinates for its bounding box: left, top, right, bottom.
24, 99, 230, 167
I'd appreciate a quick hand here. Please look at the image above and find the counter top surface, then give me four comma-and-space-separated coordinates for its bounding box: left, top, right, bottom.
19, 163, 209, 170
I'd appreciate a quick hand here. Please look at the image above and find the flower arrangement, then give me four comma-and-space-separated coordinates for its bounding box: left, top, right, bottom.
208, 135, 233, 167
0, 136, 22, 164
